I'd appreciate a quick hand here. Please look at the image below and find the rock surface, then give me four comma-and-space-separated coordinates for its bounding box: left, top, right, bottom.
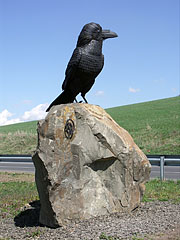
32, 103, 151, 227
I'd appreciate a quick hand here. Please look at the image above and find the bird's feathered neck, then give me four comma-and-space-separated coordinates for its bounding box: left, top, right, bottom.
83, 40, 103, 56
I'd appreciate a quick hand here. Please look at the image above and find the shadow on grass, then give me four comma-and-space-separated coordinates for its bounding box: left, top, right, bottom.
14, 200, 42, 227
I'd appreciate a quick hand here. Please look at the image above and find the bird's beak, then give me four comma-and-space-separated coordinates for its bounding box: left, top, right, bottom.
102, 29, 118, 40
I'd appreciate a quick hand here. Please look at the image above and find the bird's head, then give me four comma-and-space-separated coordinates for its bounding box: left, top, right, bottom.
77, 22, 118, 47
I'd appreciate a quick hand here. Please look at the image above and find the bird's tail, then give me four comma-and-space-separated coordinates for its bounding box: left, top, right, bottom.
46, 89, 75, 112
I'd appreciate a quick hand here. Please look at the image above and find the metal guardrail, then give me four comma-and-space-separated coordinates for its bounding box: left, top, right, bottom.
0, 155, 32, 162
0, 154, 180, 180
147, 155, 180, 180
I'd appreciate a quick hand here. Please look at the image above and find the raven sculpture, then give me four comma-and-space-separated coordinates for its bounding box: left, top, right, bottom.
46, 22, 117, 112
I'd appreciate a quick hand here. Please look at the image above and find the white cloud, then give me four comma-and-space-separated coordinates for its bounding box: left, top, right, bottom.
0, 109, 21, 126
0, 110, 12, 123
95, 90, 105, 96
22, 103, 48, 121
0, 103, 48, 126
0, 110, 12, 125
129, 87, 140, 93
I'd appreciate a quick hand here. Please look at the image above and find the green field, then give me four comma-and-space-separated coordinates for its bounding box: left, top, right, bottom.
0, 96, 179, 155
0, 121, 38, 154
0, 172, 180, 219
106, 96, 180, 155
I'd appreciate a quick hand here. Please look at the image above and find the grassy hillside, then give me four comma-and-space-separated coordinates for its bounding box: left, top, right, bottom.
0, 120, 37, 134
106, 96, 180, 155
0, 121, 38, 154
0, 96, 179, 155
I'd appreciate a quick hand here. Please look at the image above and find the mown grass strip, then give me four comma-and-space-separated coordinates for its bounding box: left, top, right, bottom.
143, 179, 180, 203
0, 172, 180, 220
0, 181, 38, 218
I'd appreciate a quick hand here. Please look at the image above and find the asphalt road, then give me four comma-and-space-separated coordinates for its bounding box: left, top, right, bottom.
150, 165, 180, 180
0, 161, 180, 180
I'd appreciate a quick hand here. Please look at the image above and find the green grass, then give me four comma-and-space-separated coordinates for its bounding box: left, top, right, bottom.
0, 120, 38, 154
143, 179, 180, 203
0, 96, 179, 154
0, 130, 37, 154
106, 96, 180, 155
0, 181, 38, 218
0, 172, 179, 219
0, 121, 38, 154
99, 232, 119, 239
0, 120, 37, 134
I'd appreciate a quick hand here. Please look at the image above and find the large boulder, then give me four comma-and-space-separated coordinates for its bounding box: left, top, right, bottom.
33, 104, 151, 228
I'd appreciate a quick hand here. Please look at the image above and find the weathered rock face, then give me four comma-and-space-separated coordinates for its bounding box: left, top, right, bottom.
33, 104, 151, 228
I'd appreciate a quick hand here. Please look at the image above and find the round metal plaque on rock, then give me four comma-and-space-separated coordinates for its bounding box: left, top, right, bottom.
64, 119, 75, 139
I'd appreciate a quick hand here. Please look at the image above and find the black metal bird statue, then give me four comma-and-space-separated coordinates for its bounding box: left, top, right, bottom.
46, 22, 118, 112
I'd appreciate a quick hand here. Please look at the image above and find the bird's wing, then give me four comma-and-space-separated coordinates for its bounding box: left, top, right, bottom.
62, 47, 82, 90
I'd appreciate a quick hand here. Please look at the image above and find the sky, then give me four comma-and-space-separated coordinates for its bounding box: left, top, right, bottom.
0, 0, 179, 125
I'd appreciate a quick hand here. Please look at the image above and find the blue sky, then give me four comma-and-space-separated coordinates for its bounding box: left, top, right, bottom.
0, 0, 179, 125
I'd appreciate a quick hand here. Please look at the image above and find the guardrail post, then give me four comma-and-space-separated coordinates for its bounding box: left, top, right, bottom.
160, 156, 165, 181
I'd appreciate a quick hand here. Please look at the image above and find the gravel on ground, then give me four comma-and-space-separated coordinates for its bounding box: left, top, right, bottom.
0, 201, 180, 240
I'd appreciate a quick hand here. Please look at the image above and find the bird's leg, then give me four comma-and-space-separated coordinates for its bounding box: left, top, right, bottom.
81, 94, 88, 103
74, 97, 83, 103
